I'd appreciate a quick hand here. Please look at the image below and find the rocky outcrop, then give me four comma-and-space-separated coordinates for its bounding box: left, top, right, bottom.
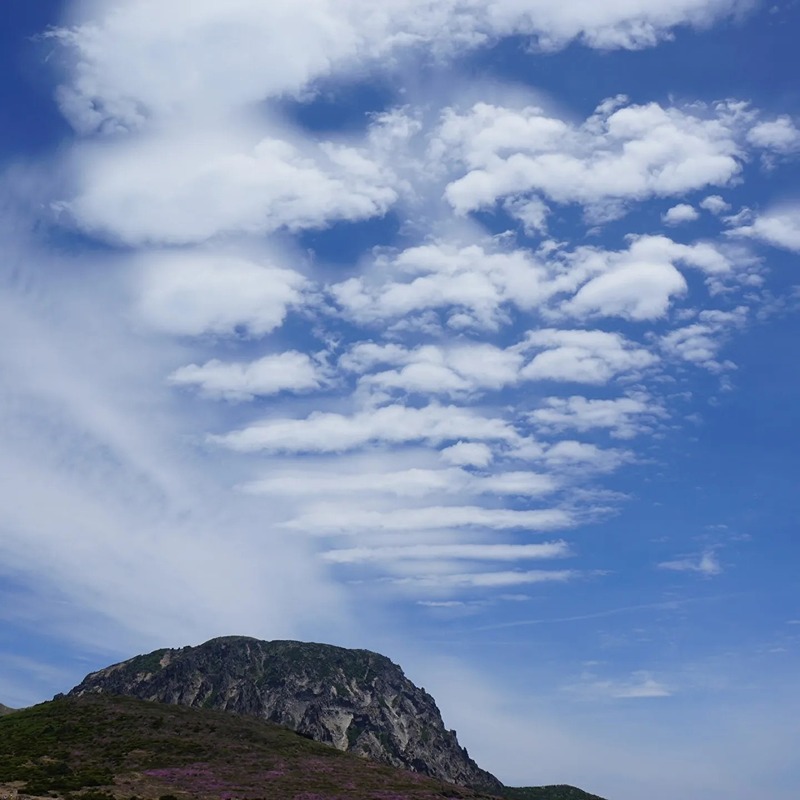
0, 703, 15, 715
69, 636, 501, 791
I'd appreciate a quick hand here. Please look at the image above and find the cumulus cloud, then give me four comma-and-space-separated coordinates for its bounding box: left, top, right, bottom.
530, 393, 664, 439
342, 341, 524, 397
663, 203, 700, 225
62, 122, 398, 246
746, 116, 800, 154
137, 250, 307, 337
168, 351, 326, 400
332, 240, 551, 330
436, 98, 746, 218
700, 194, 731, 215
440, 441, 494, 467
727, 207, 800, 252
517, 329, 657, 384
558, 235, 731, 321
661, 307, 747, 371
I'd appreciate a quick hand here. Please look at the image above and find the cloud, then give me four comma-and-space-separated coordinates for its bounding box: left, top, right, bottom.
530, 393, 664, 439
243, 467, 557, 498
332, 240, 551, 330
700, 194, 731, 215
62, 121, 398, 246
322, 541, 571, 563
211, 403, 519, 453
440, 441, 494, 467
284, 505, 573, 534
661, 307, 747, 371
746, 116, 800, 154
518, 329, 657, 383
137, 250, 307, 337
342, 341, 524, 397
0, 239, 344, 656
658, 550, 722, 576
393, 568, 577, 589
557, 235, 731, 321
168, 351, 326, 400
663, 203, 700, 225
727, 207, 800, 252
541, 440, 634, 473
565, 670, 673, 699
53, 0, 754, 132
437, 98, 746, 218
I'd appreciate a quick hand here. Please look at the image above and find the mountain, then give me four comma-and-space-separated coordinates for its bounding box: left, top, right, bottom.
500, 787, 608, 800
69, 635, 502, 791
0, 692, 503, 800
0, 702, 15, 715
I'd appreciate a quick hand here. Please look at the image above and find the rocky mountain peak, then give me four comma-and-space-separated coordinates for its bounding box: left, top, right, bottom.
68, 635, 502, 791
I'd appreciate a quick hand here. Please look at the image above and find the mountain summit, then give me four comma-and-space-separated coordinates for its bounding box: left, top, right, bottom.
69, 635, 502, 791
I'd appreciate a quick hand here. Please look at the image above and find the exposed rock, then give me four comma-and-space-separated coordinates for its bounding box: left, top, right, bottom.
0, 703, 15, 715
69, 636, 502, 791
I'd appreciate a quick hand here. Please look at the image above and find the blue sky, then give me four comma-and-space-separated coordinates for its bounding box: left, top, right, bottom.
1, 1, 799, 798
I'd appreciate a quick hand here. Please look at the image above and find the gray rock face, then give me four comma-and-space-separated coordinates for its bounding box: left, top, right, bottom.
69, 636, 501, 791
0, 703, 15, 715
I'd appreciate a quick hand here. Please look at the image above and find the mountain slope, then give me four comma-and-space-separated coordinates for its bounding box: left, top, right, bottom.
69, 635, 501, 790
0, 703, 16, 715
0, 693, 501, 800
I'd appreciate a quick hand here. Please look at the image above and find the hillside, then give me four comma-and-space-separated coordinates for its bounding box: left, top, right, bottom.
0, 702, 16, 715
69, 636, 501, 790
0, 694, 603, 800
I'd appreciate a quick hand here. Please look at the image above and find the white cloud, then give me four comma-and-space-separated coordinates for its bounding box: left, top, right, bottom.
558, 236, 731, 321
661, 306, 747, 371
62, 122, 398, 245
440, 441, 494, 467
323, 541, 571, 563
138, 250, 306, 337
211, 403, 518, 453
700, 194, 731, 215
53, 0, 753, 133
393, 568, 577, 589
284, 504, 573, 534
566, 670, 672, 700
663, 203, 700, 225
437, 99, 745, 218
727, 207, 800, 252
541, 440, 634, 473
518, 329, 657, 383
658, 550, 722, 576
332, 240, 551, 330
746, 116, 800, 153
530, 393, 663, 439
244, 467, 556, 498
168, 351, 326, 400
342, 341, 524, 397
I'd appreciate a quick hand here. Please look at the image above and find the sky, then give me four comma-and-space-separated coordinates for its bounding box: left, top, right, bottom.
0, 1, 799, 798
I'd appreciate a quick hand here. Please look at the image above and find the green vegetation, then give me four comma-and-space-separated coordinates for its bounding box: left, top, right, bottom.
499, 786, 607, 800
0, 694, 502, 800
0, 686, 608, 800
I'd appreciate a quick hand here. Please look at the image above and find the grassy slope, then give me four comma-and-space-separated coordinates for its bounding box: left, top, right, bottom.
0, 695, 608, 800
0, 694, 500, 800
498, 787, 607, 800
